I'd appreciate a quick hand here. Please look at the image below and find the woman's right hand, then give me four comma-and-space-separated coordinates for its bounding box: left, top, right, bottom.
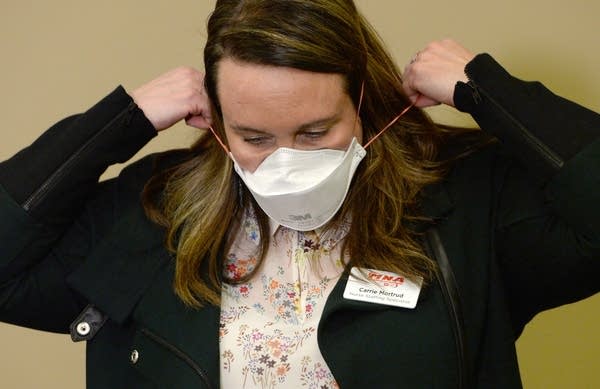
129, 67, 212, 132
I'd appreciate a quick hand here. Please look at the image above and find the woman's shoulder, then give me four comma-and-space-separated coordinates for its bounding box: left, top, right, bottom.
116, 149, 193, 190
439, 131, 505, 176
91, 148, 195, 218
437, 131, 531, 196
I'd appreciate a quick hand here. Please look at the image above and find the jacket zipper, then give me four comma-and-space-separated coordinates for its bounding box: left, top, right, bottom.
22, 102, 138, 212
464, 78, 564, 171
140, 328, 213, 389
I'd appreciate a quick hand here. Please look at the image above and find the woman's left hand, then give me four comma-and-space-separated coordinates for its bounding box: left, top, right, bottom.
402, 39, 475, 108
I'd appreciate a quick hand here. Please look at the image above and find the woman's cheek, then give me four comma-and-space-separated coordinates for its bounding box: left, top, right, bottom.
230, 147, 263, 173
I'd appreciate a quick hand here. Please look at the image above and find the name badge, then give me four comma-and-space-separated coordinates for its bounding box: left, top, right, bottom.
343, 267, 423, 309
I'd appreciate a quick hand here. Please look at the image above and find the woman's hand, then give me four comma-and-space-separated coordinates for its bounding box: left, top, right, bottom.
402, 39, 475, 108
129, 67, 212, 131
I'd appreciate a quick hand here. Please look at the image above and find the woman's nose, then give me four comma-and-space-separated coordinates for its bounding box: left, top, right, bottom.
273, 136, 297, 150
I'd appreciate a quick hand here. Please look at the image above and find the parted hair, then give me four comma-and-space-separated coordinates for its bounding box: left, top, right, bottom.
143, 0, 472, 307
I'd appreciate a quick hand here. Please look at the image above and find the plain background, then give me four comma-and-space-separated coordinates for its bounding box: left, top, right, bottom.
1, 1, 599, 387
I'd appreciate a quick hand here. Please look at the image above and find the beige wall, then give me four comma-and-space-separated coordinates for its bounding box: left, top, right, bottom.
1, 1, 598, 387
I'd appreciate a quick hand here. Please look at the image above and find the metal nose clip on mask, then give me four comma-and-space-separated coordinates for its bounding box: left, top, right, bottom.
209, 86, 416, 231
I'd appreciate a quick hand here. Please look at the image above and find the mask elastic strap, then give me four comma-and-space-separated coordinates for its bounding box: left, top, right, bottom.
352, 81, 365, 135
208, 124, 230, 154
363, 95, 419, 149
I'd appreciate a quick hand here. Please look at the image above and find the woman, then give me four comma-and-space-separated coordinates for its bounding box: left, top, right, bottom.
0, 0, 598, 388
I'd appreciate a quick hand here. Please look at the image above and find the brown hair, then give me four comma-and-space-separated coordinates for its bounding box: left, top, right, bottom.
143, 0, 476, 307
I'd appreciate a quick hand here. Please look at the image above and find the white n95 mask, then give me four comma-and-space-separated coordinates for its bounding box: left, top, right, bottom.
232, 138, 366, 231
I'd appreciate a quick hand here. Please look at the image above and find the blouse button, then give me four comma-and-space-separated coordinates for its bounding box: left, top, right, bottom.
130, 349, 140, 364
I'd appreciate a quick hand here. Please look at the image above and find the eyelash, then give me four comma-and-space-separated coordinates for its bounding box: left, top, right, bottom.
243, 130, 328, 145
243, 136, 269, 145
302, 130, 327, 139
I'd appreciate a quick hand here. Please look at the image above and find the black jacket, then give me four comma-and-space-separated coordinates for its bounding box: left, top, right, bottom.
1, 54, 598, 388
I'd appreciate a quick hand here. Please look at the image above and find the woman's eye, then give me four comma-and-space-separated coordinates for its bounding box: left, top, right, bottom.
244, 136, 268, 145
302, 130, 327, 139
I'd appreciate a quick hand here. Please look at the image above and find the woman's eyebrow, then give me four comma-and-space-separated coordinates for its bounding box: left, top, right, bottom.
298, 114, 341, 131
230, 114, 341, 134
229, 124, 269, 135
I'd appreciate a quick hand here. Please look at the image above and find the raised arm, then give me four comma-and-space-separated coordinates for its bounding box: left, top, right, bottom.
404, 39, 600, 334
0, 67, 211, 332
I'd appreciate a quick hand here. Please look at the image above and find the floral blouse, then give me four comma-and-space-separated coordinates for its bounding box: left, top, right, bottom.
220, 209, 350, 389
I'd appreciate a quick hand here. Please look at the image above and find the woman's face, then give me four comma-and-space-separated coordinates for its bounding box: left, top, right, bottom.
216, 58, 363, 172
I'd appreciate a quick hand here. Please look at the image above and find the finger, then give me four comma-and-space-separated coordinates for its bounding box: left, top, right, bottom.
413, 95, 440, 108
403, 75, 441, 108
185, 114, 212, 129
401, 66, 420, 99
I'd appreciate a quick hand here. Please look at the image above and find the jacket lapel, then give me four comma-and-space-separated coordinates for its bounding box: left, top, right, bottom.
315, 180, 457, 388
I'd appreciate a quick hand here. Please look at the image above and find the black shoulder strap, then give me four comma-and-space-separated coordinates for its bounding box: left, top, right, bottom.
423, 228, 471, 389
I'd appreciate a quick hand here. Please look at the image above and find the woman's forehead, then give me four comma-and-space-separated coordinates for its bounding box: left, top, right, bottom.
216, 58, 352, 127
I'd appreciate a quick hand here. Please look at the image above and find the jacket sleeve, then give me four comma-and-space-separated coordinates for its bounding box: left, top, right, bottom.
0, 86, 157, 332
454, 54, 600, 335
